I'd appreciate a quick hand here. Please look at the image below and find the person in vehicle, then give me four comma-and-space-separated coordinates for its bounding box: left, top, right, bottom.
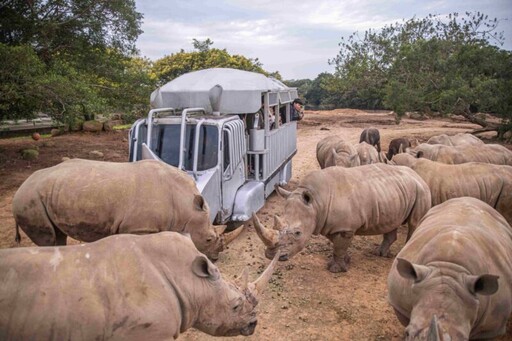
280, 98, 304, 123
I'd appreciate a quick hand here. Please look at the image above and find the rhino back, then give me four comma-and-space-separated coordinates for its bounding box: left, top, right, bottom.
412, 160, 509, 210
13, 159, 198, 242
388, 198, 512, 335
316, 136, 356, 168
313, 164, 430, 236
0, 232, 198, 340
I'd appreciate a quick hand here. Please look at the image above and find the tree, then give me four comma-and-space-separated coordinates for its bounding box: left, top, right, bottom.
329, 12, 511, 134
152, 39, 280, 86
0, 0, 146, 123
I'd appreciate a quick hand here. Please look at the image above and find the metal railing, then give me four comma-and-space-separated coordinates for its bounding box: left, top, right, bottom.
262, 122, 297, 179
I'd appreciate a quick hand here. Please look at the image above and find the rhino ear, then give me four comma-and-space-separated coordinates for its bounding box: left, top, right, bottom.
192, 255, 220, 280
396, 258, 430, 283
193, 195, 207, 212
466, 274, 499, 296
416, 151, 424, 159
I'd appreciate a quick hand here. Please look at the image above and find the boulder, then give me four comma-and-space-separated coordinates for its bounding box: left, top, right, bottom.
83, 120, 103, 132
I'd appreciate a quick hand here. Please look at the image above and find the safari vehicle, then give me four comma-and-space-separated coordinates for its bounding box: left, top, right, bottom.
129, 68, 299, 228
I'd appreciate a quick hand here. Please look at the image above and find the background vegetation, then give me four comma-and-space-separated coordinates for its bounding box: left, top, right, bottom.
1, 3, 510, 135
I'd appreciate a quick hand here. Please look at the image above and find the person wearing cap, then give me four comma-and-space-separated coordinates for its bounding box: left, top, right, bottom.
291, 98, 305, 121
280, 98, 305, 123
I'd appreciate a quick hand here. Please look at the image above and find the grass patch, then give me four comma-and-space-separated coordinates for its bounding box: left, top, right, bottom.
113, 124, 132, 130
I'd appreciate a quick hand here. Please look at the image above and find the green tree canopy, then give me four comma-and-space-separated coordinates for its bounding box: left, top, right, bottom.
152, 39, 281, 86
0, 0, 149, 124
327, 11, 511, 131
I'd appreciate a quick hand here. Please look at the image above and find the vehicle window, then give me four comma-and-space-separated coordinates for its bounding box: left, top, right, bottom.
157, 124, 219, 171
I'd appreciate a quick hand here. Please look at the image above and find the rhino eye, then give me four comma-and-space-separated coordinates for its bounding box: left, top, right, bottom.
233, 303, 242, 312
302, 192, 312, 205
206, 237, 213, 243
294, 231, 302, 238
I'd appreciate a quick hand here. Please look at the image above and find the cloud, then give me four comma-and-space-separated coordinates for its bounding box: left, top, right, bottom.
135, 0, 512, 79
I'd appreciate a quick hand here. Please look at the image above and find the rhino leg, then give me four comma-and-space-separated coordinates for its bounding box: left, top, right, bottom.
372, 229, 397, 257
327, 231, 353, 273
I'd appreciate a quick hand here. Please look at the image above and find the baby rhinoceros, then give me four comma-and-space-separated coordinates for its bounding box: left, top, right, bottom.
253, 163, 431, 273
0, 232, 279, 340
388, 197, 512, 340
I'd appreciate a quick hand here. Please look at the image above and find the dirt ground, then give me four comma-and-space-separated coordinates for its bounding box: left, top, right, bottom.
1, 109, 511, 340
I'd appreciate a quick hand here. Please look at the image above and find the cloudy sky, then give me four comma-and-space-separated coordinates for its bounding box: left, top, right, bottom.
134, 0, 512, 80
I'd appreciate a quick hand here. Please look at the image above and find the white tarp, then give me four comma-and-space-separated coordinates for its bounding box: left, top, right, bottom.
150, 68, 297, 114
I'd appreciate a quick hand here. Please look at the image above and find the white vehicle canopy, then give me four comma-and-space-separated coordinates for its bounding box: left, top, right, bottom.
150, 68, 297, 113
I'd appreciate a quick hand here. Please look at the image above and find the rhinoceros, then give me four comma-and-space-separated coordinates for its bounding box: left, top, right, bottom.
359, 127, 381, 152
355, 142, 381, 165
386, 137, 411, 161
316, 135, 360, 168
407, 143, 512, 165
426, 132, 483, 146
12, 159, 242, 259
253, 164, 431, 273
0, 232, 279, 340
387, 197, 512, 340
391, 153, 512, 224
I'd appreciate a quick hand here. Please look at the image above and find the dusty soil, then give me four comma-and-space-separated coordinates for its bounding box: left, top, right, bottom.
0, 109, 511, 340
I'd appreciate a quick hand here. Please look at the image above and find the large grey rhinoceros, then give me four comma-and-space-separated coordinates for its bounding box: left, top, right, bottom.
426, 132, 483, 146
316, 135, 360, 168
387, 197, 512, 340
391, 153, 512, 224
253, 163, 431, 273
0, 232, 279, 340
12, 159, 242, 259
407, 143, 512, 165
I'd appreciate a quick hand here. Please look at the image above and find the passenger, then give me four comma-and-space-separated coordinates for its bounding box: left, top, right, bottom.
280, 98, 305, 123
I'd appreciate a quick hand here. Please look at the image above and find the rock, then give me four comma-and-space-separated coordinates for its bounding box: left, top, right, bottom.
103, 120, 124, 132
89, 150, 104, 158
409, 112, 425, 120
21, 149, 39, 161
503, 130, 512, 142
32, 132, 41, 141
51, 129, 62, 137
61, 157, 71, 162
83, 120, 104, 132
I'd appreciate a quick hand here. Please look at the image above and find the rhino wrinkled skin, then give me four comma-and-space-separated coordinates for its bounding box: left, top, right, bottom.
316, 135, 360, 168
0, 232, 278, 340
392, 153, 512, 224
12, 159, 238, 259
388, 197, 512, 340
407, 143, 512, 165
426, 133, 484, 146
254, 164, 431, 273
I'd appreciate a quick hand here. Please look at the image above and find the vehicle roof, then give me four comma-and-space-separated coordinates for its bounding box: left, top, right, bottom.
150, 68, 298, 114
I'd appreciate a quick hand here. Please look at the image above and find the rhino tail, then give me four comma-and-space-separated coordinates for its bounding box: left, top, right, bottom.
15, 223, 21, 245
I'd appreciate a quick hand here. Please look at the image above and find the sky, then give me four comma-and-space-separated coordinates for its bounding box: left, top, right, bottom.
134, 0, 512, 80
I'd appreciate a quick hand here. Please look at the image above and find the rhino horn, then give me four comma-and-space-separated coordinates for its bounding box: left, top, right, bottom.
427, 315, 442, 341
221, 225, 245, 247
249, 250, 280, 297
273, 215, 286, 231
214, 225, 227, 236
274, 185, 292, 199
238, 267, 250, 291
252, 213, 279, 248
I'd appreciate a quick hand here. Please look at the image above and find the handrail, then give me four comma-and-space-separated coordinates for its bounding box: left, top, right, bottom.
146, 107, 175, 149
178, 108, 207, 170
192, 118, 206, 179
